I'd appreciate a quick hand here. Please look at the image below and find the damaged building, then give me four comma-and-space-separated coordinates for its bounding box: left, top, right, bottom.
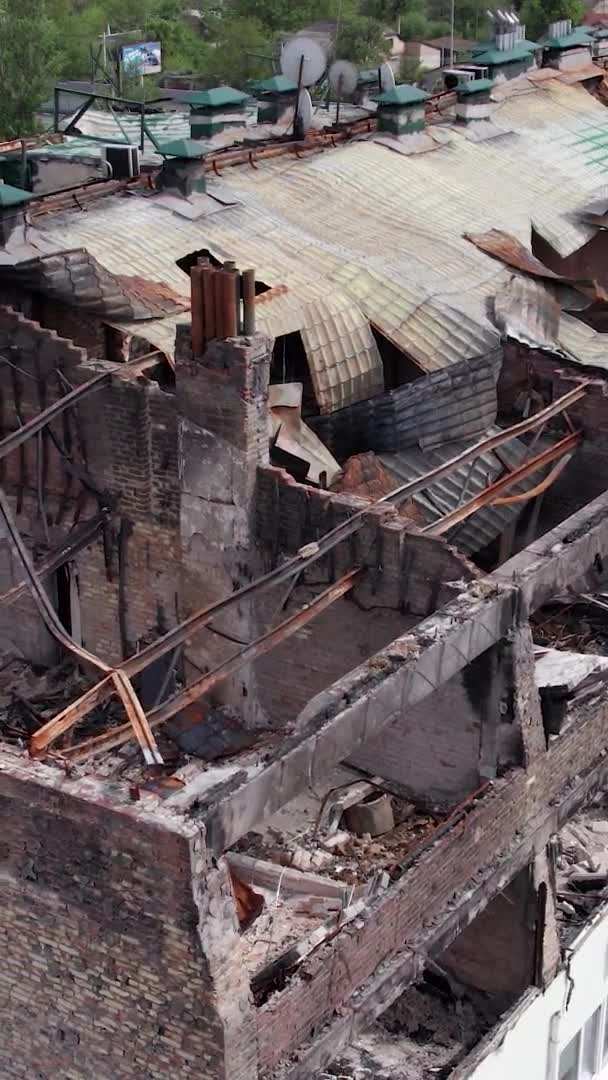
5, 58, 608, 1080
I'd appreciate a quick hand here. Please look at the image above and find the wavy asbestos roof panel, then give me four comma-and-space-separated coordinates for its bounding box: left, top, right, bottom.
299, 296, 383, 412
380, 431, 553, 555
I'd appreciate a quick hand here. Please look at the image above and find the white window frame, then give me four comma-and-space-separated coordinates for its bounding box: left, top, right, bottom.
558, 998, 608, 1080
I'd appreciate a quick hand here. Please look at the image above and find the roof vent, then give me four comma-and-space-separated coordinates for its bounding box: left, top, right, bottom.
103, 145, 140, 180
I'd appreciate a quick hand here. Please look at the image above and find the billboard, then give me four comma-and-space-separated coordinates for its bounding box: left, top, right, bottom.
121, 41, 162, 76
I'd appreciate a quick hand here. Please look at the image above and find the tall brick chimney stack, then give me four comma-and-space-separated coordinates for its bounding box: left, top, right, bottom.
175, 319, 272, 726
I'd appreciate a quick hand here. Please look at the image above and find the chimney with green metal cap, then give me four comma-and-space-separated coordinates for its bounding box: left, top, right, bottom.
252, 75, 298, 123
454, 78, 495, 123
0, 183, 34, 246
156, 139, 209, 198
183, 86, 249, 139
376, 84, 430, 136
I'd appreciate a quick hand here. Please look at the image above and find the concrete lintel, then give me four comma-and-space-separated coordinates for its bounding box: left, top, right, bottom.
276, 753, 608, 1080
495, 487, 608, 612
200, 580, 519, 853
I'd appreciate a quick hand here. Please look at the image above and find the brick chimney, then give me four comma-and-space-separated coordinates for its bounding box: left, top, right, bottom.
175, 314, 272, 726
156, 139, 208, 198
376, 83, 430, 135
454, 78, 495, 122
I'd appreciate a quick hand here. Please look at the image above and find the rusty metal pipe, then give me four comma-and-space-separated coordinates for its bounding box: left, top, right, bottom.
222, 266, 238, 338
202, 263, 215, 342
190, 264, 204, 357
242, 269, 256, 335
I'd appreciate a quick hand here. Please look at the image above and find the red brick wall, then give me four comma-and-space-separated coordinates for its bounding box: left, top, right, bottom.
0, 761, 232, 1080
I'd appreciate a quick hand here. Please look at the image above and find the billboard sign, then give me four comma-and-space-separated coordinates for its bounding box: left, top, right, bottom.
121, 41, 162, 76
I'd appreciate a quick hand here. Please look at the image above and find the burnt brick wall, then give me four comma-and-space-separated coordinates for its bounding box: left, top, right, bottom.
256, 684, 608, 1074
0, 306, 181, 665
0, 759, 239, 1080
255, 465, 477, 617
253, 465, 477, 728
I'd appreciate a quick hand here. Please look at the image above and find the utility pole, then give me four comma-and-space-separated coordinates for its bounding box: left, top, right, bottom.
450, 0, 455, 64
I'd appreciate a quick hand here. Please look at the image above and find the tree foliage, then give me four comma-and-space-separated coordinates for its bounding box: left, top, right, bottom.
519, 0, 584, 39
0, 0, 61, 137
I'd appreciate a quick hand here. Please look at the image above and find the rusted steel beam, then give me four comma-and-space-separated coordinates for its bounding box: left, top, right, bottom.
424, 431, 580, 537
111, 670, 163, 766
27, 385, 589, 757
62, 569, 361, 763
0, 349, 162, 460
492, 454, 573, 506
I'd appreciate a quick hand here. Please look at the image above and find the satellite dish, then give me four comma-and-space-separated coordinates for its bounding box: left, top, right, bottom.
281, 36, 327, 87
296, 88, 314, 132
379, 62, 396, 92
328, 59, 358, 96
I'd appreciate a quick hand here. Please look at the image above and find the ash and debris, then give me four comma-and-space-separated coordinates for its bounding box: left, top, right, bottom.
532, 597, 608, 655
318, 975, 491, 1080
233, 791, 439, 885
0, 657, 88, 748
555, 788, 608, 944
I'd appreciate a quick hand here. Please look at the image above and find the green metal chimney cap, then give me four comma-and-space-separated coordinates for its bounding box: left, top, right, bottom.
456, 77, 495, 95
157, 138, 210, 159
376, 83, 430, 106
472, 43, 534, 64
253, 75, 298, 94
0, 183, 34, 208
181, 86, 249, 108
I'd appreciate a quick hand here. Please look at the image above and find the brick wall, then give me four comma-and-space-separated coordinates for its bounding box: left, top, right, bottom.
256, 682, 608, 1073
0, 756, 256, 1080
441, 863, 536, 1008
0, 306, 181, 665
253, 464, 478, 728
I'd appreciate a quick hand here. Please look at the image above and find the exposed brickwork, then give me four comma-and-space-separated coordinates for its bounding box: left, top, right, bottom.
256, 687, 608, 1073
255, 465, 478, 618
0, 757, 256, 1080
0, 306, 181, 664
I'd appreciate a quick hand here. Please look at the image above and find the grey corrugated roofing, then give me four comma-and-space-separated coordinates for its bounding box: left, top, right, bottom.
380, 430, 555, 555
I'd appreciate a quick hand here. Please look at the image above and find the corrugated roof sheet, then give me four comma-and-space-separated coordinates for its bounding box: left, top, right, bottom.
22, 73, 608, 396
380, 430, 555, 555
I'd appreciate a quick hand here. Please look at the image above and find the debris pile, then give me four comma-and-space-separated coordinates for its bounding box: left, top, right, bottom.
555, 794, 608, 942
319, 975, 490, 1080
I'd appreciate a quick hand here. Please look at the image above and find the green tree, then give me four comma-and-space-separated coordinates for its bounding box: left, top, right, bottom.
519, 0, 584, 38
205, 16, 273, 86
335, 15, 386, 64
0, 0, 62, 137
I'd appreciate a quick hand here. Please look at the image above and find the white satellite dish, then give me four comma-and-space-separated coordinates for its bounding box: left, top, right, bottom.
379, 61, 396, 92
296, 88, 314, 132
281, 36, 327, 87
328, 59, 358, 96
